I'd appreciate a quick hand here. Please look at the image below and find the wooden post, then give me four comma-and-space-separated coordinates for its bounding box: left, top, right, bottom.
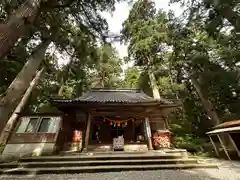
217, 134, 231, 160
163, 116, 169, 129
132, 119, 135, 142
209, 135, 219, 157
84, 113, 91, 152
145, 117, 153, 150
228, 133, 240, 158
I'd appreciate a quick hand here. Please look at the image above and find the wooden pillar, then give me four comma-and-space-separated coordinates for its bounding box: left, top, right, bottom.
144, 117, 153, 150
84, 113, 91, 152
209, 135, 219, 157
217, 134, 231, 160
132, 119, 135, 142
163, 116, 169, 129
228, 133, 240, 158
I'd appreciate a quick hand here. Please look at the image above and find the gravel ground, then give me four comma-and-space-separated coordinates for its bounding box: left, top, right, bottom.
0, 159, 239, 180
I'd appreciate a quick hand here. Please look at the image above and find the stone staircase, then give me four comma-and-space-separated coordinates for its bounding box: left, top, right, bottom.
0, 152, 217, 175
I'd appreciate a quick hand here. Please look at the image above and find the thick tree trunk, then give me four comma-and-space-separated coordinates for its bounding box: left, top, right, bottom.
148, 68, 161, 100
0, 39, 51, 134
0, 0, 45, 60
100, 76, 105, 88
58, 83, 64, 96
218, 7, 240, 31
210, 1, 240, 33
190, 76, 220, 126
0, 68, 44, 147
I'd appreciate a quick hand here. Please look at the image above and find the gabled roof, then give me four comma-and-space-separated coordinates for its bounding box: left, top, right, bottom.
206, 120, 240, 135
52, 88, 173, 105
207, 126, 240, 134
213, 120, 240, 129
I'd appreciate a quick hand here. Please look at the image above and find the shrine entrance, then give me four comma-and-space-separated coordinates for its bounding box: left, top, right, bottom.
52, 89, 178, 153
89, 116, 135, 146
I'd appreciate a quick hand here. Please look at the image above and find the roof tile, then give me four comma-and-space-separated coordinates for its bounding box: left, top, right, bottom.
53, 89, 160, 104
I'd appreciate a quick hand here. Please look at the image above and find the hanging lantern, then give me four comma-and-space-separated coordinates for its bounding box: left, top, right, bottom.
113, 122, 116, 127
125, 121, 128, 126
110, 121, 112, 125
117, 122, 121, 127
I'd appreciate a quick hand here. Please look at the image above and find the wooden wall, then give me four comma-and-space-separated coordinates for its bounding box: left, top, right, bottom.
8, 115, 62, 144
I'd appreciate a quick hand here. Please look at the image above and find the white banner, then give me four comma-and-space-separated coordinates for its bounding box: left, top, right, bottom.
145, 118, 151, 137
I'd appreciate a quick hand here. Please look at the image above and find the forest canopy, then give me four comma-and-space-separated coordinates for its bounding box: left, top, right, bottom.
0, 0, 239, 152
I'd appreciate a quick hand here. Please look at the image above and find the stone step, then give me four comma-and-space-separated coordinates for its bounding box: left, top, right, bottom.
19, 153, 182, 162
0, 163, 218, 175
0, 159, 199, 168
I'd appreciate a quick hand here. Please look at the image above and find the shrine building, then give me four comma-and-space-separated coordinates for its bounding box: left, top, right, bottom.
3, 88, 179, 156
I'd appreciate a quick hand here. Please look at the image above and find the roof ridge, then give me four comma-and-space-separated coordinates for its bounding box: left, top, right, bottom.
91, 88, 142, 92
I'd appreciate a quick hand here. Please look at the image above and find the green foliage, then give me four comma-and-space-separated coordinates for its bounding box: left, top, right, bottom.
121, 67, 140, 88
1, 0, 240, 154
120, 0, 240, 153
122, 0, 168, 66
0, 0, 124, 112
91, 43, 123, 88
172, 135, 205, 153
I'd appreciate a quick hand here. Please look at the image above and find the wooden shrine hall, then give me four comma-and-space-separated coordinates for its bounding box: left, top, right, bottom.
3, 89, 179, 156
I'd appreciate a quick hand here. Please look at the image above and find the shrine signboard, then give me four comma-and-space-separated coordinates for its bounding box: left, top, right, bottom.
113, 137, 124, 150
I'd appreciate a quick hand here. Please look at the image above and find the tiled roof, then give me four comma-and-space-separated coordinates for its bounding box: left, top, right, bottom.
52, 88, 170, 104
214, 120, 240, 129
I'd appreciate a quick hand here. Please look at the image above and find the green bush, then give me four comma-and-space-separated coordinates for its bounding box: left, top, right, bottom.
0, 143, 4, 154
172, 135, 205, 153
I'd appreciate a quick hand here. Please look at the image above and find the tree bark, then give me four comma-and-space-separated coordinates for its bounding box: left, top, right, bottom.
190, 76, 220, 126
58, 83, 64, 96
0, 39, 51, 134
148, 68, 161, 100
210, 1, 240, 34
0, 0, 46, 60
0, 68, 44, 147
218, 6, 240, 31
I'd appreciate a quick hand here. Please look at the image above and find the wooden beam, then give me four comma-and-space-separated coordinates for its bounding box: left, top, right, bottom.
228, 133, 240, 158
145, 117, 153, 150
84, 113, 91, 152
209, 135, 219, 157
90, 112, 148, 118
217, 134, 231, 160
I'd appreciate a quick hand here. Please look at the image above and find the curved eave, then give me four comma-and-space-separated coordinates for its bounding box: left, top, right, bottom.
207, 126, 240, 135
213, 120, 240, 129
50, 99, 180, 108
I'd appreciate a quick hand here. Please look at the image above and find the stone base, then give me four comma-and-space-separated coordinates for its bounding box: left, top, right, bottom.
0, 153, 218, 175
2, 143, 55, 157
88, 144, 112, 152
155, 148, 188, 158
83, 144, 148, 152
124, 144, 148, 152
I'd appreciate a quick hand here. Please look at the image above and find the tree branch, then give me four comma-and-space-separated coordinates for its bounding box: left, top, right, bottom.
47, 0, 73, 9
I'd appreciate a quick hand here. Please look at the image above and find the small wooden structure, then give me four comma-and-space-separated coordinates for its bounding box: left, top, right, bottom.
3, 114, 62, 156
3, 88, 179, 156
207, 120, 240, 160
